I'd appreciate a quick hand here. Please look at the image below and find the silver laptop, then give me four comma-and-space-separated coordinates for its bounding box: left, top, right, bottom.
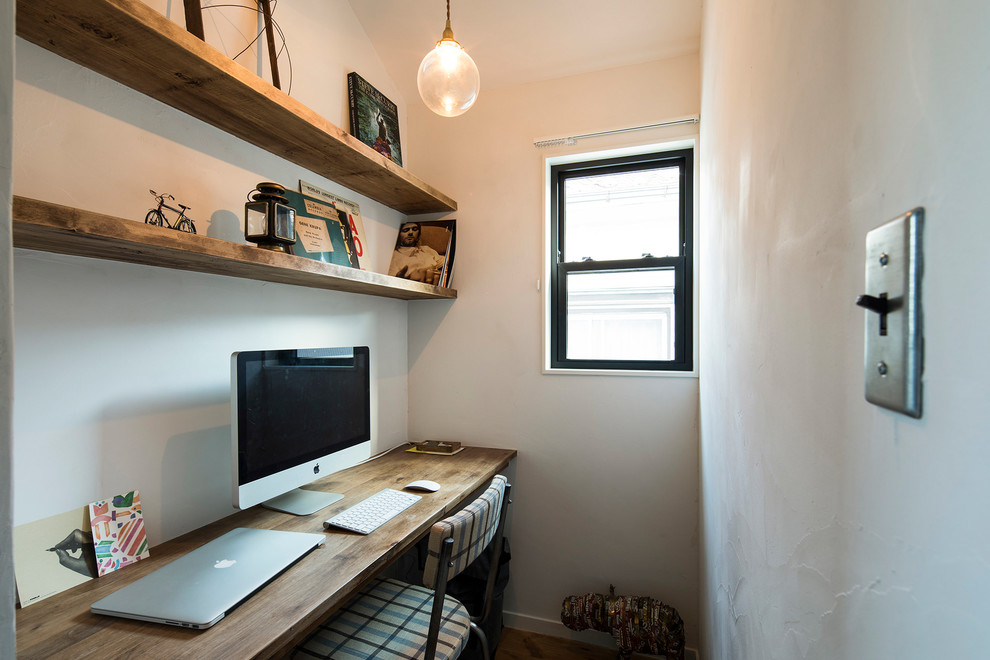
91, 527, 325, 629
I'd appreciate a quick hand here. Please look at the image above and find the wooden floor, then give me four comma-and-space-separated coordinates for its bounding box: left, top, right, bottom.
494, 628, 656, 660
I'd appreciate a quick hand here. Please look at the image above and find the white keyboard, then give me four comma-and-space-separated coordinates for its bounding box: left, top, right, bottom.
323, 489, 422, 535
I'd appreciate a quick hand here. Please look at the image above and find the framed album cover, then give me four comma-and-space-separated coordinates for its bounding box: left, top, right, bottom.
347, 72, 402, 166
388, 220, 456, 287
282, 189, 359, 268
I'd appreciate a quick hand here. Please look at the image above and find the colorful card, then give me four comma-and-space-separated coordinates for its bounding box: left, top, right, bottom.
88, 490, 150, 576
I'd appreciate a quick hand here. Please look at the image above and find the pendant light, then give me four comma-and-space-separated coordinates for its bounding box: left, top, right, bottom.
417, 0, 480, 117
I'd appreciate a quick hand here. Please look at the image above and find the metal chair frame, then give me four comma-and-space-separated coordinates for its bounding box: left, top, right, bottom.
425, 482, 512, 660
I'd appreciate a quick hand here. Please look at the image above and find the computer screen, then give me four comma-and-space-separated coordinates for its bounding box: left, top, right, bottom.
231, 346, 372, 515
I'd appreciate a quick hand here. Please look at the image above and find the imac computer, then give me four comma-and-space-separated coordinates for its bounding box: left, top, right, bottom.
231, 346, 372, 515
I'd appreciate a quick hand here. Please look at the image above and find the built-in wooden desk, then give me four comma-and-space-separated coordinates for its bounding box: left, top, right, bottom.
15, 445, 517, 659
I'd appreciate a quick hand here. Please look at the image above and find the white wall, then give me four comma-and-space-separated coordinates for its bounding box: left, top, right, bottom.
405, 56, 702, 649
700, 1, 990, 658
2, 0, 16, 654
11, 1, 414, 547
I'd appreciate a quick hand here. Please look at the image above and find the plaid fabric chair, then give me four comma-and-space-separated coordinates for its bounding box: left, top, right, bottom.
290, 475, 511, 660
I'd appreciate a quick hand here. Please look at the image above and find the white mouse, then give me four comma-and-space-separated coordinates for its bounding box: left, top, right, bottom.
405, 479, 441, 492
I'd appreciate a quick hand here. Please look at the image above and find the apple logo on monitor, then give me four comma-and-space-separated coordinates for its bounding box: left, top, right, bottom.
214, 559, 237, 569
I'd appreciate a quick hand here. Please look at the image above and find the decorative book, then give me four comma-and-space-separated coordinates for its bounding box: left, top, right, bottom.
407, 441, 464, 455
347, 72, 403, 166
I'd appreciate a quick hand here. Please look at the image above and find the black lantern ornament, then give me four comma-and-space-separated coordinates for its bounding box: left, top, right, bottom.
244, 182, 296, 252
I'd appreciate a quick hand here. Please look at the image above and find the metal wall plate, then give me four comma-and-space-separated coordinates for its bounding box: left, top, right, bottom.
859, 208, 924, 417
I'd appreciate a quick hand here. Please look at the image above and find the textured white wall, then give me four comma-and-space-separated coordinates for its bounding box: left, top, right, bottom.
2, 0, 16, 654
405, 56, 702, 649
11, 1, 413, 547
700, 1, 990, 657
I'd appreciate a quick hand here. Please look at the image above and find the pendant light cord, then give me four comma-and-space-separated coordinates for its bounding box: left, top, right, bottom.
441, 0, 455, 40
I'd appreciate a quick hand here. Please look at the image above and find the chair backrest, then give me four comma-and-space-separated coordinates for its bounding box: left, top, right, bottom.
423, 474, 508, 589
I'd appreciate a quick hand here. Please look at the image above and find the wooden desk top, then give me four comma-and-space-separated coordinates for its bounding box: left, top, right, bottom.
16, 445, 516, 659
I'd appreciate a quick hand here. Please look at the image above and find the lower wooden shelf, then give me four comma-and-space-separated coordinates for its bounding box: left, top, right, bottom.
12, 196, 457, 301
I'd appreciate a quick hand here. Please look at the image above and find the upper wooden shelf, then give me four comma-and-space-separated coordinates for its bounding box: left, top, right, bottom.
13, 196, 457, 301
15, 0, 456, 215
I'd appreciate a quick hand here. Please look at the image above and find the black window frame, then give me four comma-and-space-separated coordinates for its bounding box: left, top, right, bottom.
549, 148, 694, 372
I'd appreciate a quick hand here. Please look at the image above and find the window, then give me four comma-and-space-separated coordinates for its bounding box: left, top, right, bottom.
549, 148, 693, 371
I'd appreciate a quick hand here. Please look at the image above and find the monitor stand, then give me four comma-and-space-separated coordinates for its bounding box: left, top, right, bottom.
262, 488, 344, 516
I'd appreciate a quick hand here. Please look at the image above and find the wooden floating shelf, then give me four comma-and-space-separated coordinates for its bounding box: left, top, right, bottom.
15, 0, 456, 215
13, 197, 458, 301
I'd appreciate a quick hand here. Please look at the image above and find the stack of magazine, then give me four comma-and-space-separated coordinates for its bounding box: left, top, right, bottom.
283, 181, 369, 270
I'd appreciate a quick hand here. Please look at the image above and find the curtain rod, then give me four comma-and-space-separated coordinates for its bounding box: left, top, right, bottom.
532, 115, 699, 148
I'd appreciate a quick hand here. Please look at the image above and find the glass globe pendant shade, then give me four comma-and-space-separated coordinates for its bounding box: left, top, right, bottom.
417, 36, 480, 117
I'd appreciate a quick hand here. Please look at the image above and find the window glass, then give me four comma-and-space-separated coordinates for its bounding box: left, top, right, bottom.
563, 166, 681, 262
565, 269, 676, 361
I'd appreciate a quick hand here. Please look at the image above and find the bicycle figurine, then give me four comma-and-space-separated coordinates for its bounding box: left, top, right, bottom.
145, 189, 197, 234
